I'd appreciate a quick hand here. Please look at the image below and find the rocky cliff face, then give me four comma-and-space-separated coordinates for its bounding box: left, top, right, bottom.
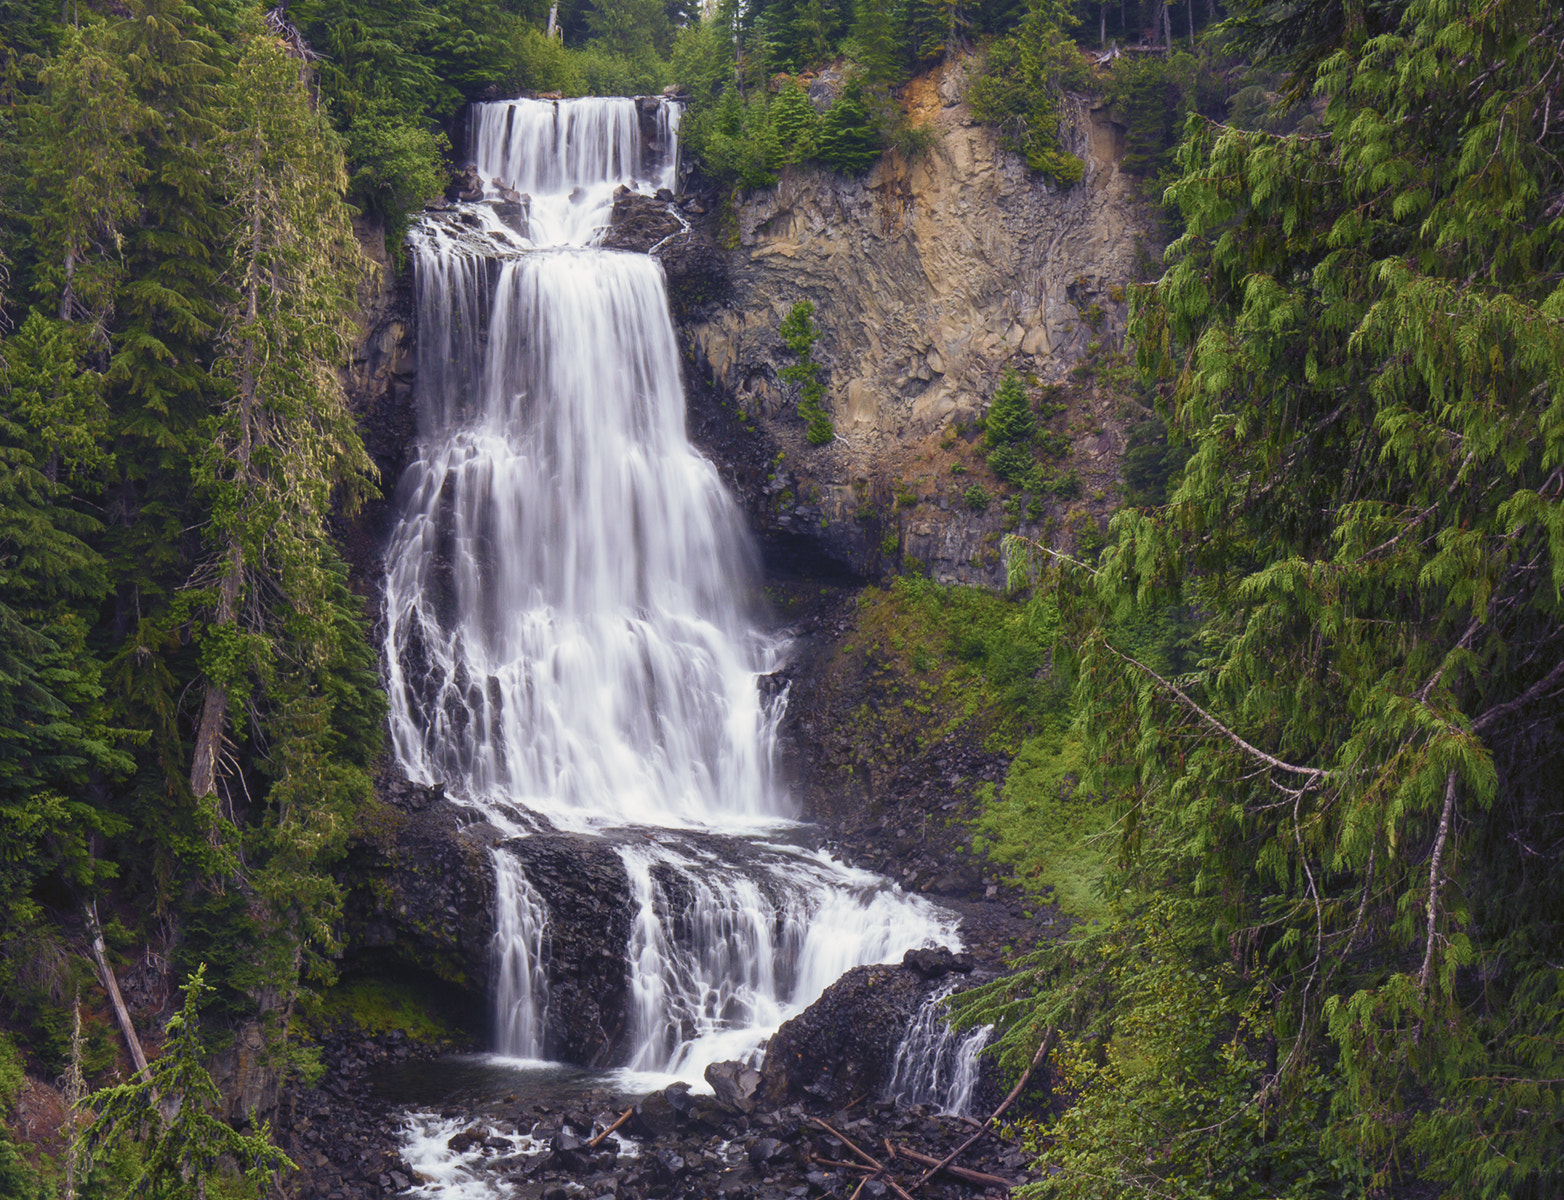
682, 61, 1157, 585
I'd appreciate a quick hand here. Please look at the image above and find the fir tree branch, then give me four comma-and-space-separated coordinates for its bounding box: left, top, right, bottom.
1097, 637, 1328, 783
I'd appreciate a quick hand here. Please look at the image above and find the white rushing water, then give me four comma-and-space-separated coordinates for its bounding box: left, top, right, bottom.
383, 96, 958, 1086
886, 980, 994, 1116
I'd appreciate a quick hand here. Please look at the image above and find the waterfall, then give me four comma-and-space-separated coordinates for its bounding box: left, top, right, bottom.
490, 851, 549, 1059
886, 981, 994, 1116
383, 95, 958, 1082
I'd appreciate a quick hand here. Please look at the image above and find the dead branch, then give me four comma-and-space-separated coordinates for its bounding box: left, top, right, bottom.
809, 1119, 916, 1200
1418, 769, 1458, 998
1098, 639, 1328, 785
587, 1107, 634, 1149
914, 1026, 1058, 1188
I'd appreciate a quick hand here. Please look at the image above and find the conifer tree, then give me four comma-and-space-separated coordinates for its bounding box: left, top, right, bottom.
815, 79, 882, 172
964, 0, 1564, 1194
851, 0, 902, 85
769, 75, 819, 164
81, 965, 293, 1199
25, 23, 147, 332
181, 15, 379, 1003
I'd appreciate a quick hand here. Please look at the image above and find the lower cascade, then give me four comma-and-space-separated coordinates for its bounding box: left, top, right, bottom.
886, 981, 995, 1116
381, 92, 962, 1100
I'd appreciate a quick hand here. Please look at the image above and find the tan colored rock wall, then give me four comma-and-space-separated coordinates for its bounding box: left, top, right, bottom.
686, 62, 1158, 586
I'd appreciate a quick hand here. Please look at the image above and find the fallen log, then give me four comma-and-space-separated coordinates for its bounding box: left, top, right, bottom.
587, 1107, 634, 1148
892, 1143, 1015, 1189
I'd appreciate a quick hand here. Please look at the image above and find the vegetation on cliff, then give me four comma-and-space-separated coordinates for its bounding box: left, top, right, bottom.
951, 0, 1564, 1195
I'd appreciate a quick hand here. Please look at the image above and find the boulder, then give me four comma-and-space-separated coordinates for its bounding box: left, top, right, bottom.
706, 1059, 763, 1114
600, 189, 684, 254
757, 961, 940, 1109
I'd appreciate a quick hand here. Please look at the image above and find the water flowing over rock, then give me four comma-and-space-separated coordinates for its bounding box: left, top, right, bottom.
376, 95, 962, 1092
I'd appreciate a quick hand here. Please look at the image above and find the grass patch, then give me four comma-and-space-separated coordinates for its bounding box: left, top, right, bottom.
305, 977, 463, 1045
970, 727, 1113, 924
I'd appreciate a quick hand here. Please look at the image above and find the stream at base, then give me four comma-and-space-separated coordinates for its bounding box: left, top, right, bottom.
378, 99, 981, 1187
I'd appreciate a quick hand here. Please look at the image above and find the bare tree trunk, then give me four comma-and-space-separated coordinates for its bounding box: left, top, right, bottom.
1161, 0, 1172, 49
85, 903, 151, 1082
1187, 0, 1194, 44
1101, 0, 1107, 46
546, 0, 559, 39
62, 994, 84, 1200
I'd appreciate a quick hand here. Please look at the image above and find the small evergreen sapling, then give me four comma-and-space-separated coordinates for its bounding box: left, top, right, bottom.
81, 965, 294, 1199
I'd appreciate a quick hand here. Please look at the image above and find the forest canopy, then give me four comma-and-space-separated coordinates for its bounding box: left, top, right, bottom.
2, 0, 1559, 1197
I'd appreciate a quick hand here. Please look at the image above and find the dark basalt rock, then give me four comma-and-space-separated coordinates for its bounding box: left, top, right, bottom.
339, 780, 500, 998
757, 961, 941, 1109
902, 946, 974, 979
600, 188, 684, 254
706, 1059, 763, 1114
502, 833, 634, 1066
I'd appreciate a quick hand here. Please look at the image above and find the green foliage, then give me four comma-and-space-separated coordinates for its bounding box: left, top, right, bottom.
814, 78, 882, 173
967, 0, 1085, 184
83, 966, 294, 1200
974, 0, 1564, 1193
769, 76, 820, 164
306, 977, 462, 1044
962, 483, 990, 511
779, 299, 836, 444
342, 97, 449, 264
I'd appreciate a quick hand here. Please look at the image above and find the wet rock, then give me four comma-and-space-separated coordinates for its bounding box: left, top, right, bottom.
600, 190, 683, 254
902, 947, 974, 979
706, 1059, 763, 1114
502, 833, 635, 1065
748, 1136, 787, 1167
446, 165, 484, 202
757, 962, 940, 1109
632, 1089, 681, 1140
338, 784, 498, 1001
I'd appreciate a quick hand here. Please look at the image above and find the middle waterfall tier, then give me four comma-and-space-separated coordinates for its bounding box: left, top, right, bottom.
383, 96, 961, 1083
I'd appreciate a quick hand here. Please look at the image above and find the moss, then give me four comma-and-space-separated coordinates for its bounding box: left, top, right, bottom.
305, 977, 462, 1045
969, 732, 1112, 925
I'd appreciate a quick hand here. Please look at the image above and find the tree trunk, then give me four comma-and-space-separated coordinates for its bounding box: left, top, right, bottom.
1187, 0, 1194, 45
1101, 0, 1107, 47
84, 903, 151, 1082
546, 0, 559, 39
190, 177, 260, 809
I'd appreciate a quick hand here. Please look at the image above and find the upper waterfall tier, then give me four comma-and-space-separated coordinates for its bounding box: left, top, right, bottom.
465, 96, 680, 247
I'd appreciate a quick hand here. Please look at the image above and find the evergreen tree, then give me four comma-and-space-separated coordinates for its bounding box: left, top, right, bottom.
964, 0, 1564, 1194
769, 75, 819, 164
815, 78, 882, 172
967, 0, 1085, 184
0, 312, 130, 940
851, 0, 902, 86
81, 965, 293, 1199
984, 366, 1036, 486
984, 366, 1033, 448
25, 23, 147, 331
181, 14, 380, 1007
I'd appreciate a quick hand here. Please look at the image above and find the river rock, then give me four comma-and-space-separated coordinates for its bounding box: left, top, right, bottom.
706, 1059, 763, 1114
757, 961, 940, 1109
